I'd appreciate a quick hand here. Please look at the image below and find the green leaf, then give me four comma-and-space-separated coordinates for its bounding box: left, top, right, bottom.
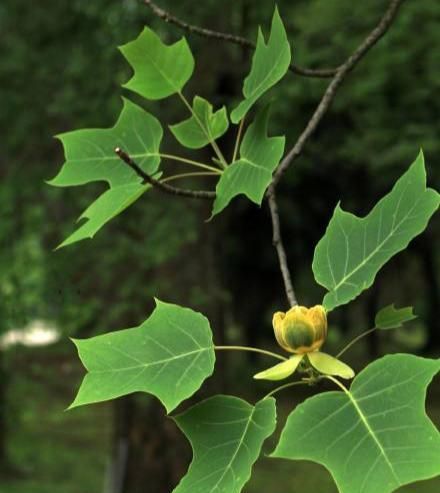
173, 395, 276, 493
312, 152, 440, 311
56, 183, 150, 249
49, 98, 163, 247
120, 27, 194, 100
254, 355, 304, 381
230, 7, 291, 124
69, 299, 215, 413
375, 304, 417, 330
170, 96, 229, 149
307, 352, 355, 379
272, 354, 440, 493
212, 106, 285, 216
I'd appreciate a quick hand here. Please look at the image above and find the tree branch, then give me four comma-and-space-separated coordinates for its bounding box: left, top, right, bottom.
144, 0, 338, 79
271, 0, 405, 187
115, 148, 216, 200
267, 189, 297, 307
142, 0, 405, 308
265, 0, 404, 306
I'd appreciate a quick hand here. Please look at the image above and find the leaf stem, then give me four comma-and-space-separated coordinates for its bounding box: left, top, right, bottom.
232, 118, 245, 162
214, 345, 287, 361
159, 153, 222, 174
336, 327, 377, 358
263, 380, 309, 400
177, 91, 228, 168
160, 172, 219, 184
323, 374, 349, 392
115, 147, 215, 200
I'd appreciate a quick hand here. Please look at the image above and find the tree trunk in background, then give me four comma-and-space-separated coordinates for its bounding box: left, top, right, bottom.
0, 350, 9, 473
105, 397, 132, 493
417, 238, 440, 351
108, 396, 190, 493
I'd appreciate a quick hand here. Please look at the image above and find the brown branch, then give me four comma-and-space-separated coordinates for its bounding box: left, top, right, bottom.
144, 0, 338, 79
267, 189, 297, 307
115, 148, 216, 200
266, 0, 404, 306
271, 0, 405, 187
143, 0, 405, 308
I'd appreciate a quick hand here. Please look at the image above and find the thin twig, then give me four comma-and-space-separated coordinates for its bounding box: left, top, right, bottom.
115, 148, 216, 200
336, 327, 377, 358
160, 171, 218, 184
214, 345, 287, 361
271, 0, 405, 187
267, 189, 297, 307
263, 380, 309, 400
232, 118, 245, 163
159, 153, 221, 173
144, 0, 339, 78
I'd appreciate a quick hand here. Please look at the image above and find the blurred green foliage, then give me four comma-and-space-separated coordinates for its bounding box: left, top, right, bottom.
0, 0, 439, 492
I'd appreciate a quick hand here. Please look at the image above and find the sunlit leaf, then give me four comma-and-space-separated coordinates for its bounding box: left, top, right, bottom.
69, 299, 215, 413
272, 354, 440, 493
212, 106, 284, 216
313, 152, 439, 311
120, 27, 194, 100
254, 355, 303, 381
307, 352, 354, 379
170, 96, 229, 149
49, 98, 162, 247
375, 304, 417, 330
173, 395, 276, 493
231, 7, 291, 123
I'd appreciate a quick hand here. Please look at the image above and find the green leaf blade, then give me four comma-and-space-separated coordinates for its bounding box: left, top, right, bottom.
272, 354, 440, 493
173, 395, 276, 493
170, 96, 229, 149
120, 27, 194, 100
212, 106, 285, 216
375, 304, 417, 330
230, 7, 291, 124
70, 299, 215, 413
313, 152, 440, 311
57, 183, 150, 248
49, 98, 163, 246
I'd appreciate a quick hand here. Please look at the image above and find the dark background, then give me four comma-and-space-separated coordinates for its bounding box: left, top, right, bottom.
0, 1, 439, 492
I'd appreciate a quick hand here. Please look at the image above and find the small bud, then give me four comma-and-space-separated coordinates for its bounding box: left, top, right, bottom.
273, 305, 327, 354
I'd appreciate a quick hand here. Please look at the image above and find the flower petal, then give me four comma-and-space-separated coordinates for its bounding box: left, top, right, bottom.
307, 352, 355, 379
253, 354, 304, 381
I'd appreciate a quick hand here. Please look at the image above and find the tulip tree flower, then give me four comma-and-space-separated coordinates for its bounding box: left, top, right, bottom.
254, 305, 355, 381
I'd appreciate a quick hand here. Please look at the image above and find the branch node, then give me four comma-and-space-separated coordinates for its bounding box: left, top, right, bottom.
114, 147, 216, 200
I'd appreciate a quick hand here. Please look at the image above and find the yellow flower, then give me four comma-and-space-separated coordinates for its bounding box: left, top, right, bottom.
253, 305, 355, 382
273, 305, 327, 354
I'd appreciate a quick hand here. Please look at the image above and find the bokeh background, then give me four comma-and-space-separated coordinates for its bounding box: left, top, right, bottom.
1, 0, 439, 492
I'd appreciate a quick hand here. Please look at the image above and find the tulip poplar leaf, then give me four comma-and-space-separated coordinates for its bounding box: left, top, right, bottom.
212, 106, 285, 216
170, 96, 229, 149
120, 27, 194, 100
313, 152, 440, 311
230, 7, 291, 123
69, 299, 215, 413
173, 395, 276, 493
272, 354, 440, 493
49, 98, 163, 247
375, 304, 417, 330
